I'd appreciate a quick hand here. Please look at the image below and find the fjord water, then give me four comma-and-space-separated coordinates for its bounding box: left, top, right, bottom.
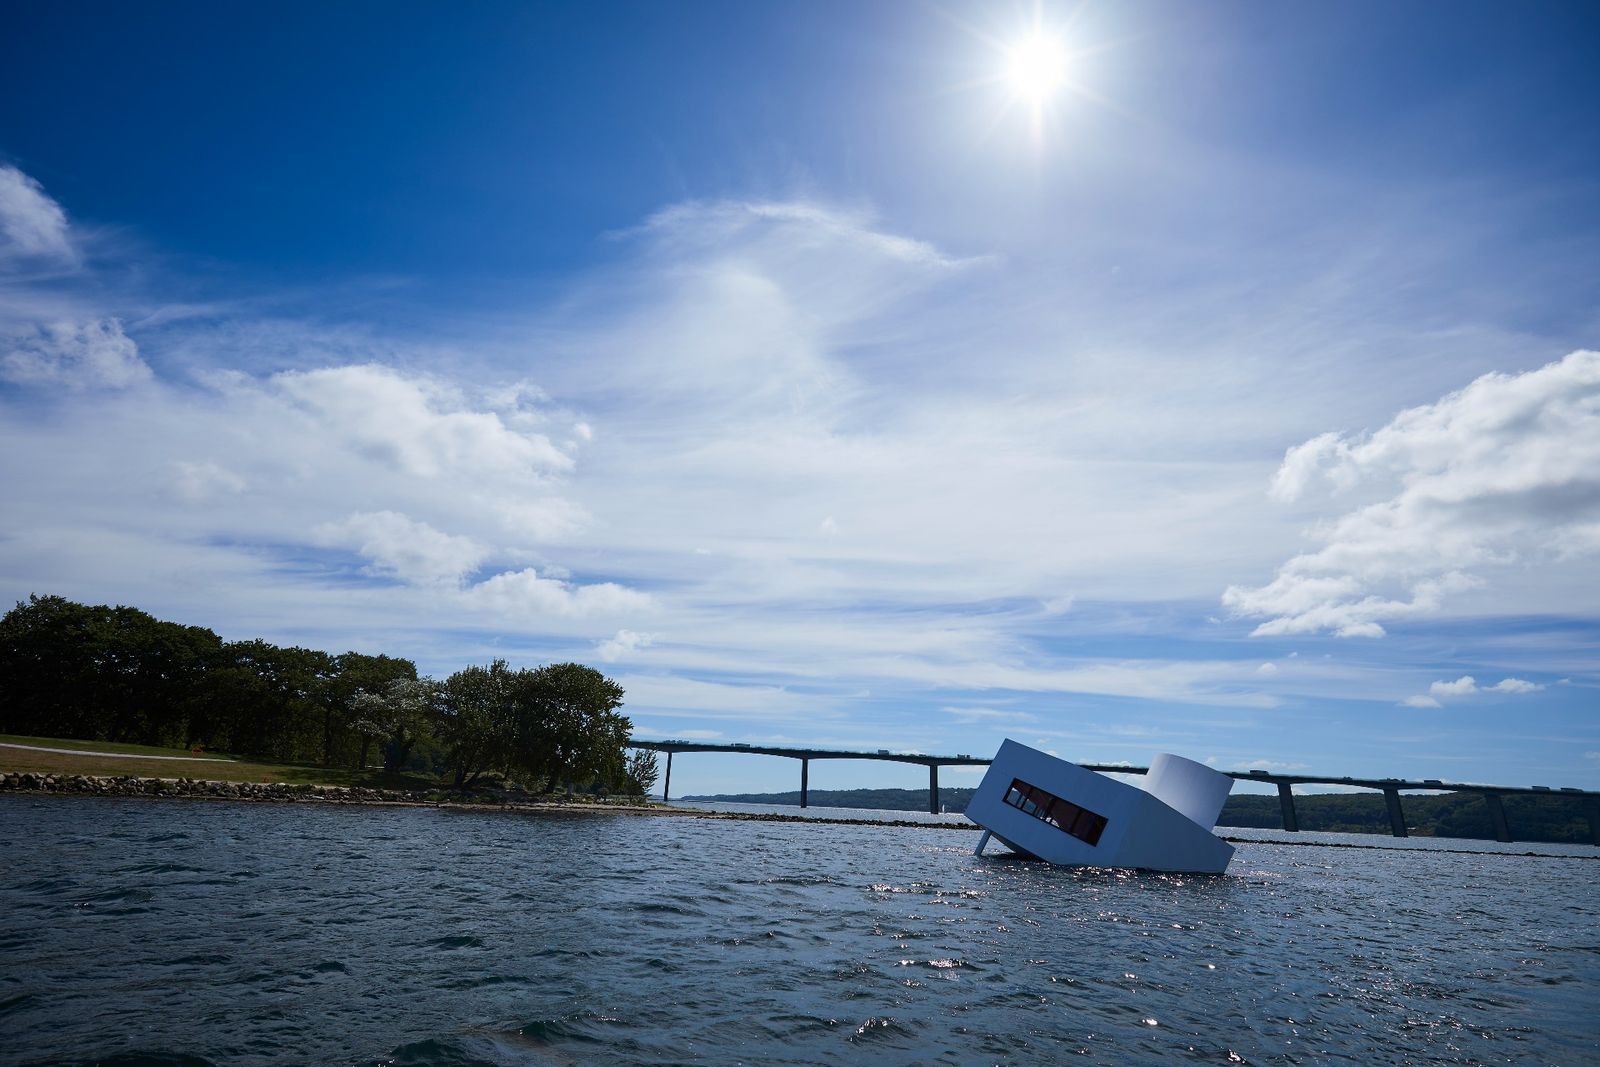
2, 797, 1596, 1066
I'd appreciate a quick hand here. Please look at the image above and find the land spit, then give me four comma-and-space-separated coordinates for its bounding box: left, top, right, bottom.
0, 771, 975, 830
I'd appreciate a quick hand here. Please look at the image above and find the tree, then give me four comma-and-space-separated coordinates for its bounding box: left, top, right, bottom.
199, 640, 336, 761
437, 660, 515, 788
506, 663, 628, 791
350, 676, 442, 773
328, 652, 418, 768
620, 748, 660, 797
0, 594, 221, 744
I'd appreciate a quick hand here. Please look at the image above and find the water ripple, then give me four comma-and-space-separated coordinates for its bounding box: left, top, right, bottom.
2, 795, 1597, 1066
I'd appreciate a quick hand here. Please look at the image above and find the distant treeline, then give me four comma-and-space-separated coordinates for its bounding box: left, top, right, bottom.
686, 786, 1598, 845
0, 595, 658, 795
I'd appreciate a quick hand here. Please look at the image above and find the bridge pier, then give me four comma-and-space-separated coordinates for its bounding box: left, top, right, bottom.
800, 758, 809, 809
929, 764, 940, 815
1484, 792, 1513, 843
662, 751, 672, 803
1277, 782, 1299, 832
1383, 787, 1407, 837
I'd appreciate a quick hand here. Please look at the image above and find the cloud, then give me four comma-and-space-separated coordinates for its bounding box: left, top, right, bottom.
1402, 674, 1546, 707
316, 510, 489, 588
467, 567, 653, 619
170, 460, 247, 502
637, 199, 980, 271
1429, 676, 1480, 698
1225, 351, 1600, 636
597, 628, 656, 662
0, 166, 73, 261
1230, 759, 1309, 772
270, 364, 572, 479
1427, 675, 1544, 699
1, 318, 151, 389
941, 705, 1038, 724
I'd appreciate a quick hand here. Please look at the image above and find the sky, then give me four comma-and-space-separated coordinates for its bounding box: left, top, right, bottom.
2, 0, 1598, 798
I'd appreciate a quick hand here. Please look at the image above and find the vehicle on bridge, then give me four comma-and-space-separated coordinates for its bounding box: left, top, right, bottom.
967, 740, 1237, 874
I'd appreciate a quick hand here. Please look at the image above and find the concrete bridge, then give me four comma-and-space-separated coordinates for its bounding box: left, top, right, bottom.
629, 739, 1600, 846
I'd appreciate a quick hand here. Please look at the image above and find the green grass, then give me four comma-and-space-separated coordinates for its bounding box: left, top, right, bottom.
0, 734, 441, 791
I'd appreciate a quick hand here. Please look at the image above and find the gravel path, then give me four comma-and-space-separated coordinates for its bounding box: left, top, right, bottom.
0, 741, 234, 762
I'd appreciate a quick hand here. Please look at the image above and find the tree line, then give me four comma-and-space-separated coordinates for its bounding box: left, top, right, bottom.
0, 595, 658, 795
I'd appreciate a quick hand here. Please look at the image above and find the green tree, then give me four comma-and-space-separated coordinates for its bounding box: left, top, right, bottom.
328, 652, 418, 768
351, 676, 442, 773
437, 660, 515, 788
199, 640, 336, 761
0, 594, 221, 745
506, 663, 628, 791
620, 748, 660, 797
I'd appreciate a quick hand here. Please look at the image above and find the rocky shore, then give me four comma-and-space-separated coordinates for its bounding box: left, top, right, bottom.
0, 770, 978, 830
0, 771, 657, 810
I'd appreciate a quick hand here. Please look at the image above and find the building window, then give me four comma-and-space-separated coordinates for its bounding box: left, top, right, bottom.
1002, 778, 1108, 846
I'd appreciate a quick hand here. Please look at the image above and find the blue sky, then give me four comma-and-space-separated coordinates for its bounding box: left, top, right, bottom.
2, 1, 1598, 797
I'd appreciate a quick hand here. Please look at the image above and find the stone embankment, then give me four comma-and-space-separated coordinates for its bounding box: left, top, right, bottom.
0, 771, 668, 810
0, 771, 437, 804
0, 771, 974, 829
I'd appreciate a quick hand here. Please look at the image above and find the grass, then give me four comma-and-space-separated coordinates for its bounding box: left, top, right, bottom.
0, 734, 442, 791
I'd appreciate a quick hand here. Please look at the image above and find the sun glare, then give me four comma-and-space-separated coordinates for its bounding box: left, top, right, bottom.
1004, 32, 1068, 103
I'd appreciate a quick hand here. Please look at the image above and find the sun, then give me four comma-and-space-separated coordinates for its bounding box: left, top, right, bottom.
1004, 31, 1069, 104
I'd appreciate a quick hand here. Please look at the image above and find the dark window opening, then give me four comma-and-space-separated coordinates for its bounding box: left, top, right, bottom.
1002, 778, 1107, 846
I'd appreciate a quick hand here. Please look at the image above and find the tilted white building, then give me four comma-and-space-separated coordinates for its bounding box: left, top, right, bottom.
965, 740, 1236, 874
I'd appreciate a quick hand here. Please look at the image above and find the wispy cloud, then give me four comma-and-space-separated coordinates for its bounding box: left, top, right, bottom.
0, 165, 74, 262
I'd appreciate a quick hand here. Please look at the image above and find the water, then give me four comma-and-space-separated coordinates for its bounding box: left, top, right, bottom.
676, 801, 1600, 857
2, 796, 1597, 1066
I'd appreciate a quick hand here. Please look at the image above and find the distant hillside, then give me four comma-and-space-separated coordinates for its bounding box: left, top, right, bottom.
681, 787, 1598, 845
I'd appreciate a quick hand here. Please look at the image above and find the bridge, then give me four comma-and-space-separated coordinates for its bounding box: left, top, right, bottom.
628, 739, 1600, 846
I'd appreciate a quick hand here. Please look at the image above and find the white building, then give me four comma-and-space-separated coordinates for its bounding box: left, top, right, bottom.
965, 739, 1236, 874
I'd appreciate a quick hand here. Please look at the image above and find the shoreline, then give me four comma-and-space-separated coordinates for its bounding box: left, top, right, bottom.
0, 771, 969, 830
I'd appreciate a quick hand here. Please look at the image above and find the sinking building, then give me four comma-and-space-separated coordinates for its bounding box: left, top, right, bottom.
966, 740, 1236, 874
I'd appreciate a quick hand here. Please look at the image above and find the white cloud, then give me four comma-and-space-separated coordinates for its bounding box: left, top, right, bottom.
1255, 662, 1278, 675
597, 628, 656, 662
271, 364, 572, 479
1226, 351, 1600, 636
1230, 759, 1308, 772
1, 318, 151, 389
1430, 676, 1480, 698
941, 706, 1038, 724
1405, 674, 1546, 706
0, 166, 73, 261
1488, 678, 1542, 694
316, 510, 488, 588
170, 460, 247, 502
638, 199, 979, 271
468, 567, 652, 619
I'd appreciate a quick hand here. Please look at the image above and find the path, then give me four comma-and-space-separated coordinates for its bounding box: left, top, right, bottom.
0, 741, 234, 763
